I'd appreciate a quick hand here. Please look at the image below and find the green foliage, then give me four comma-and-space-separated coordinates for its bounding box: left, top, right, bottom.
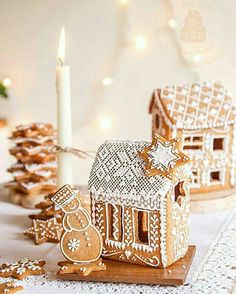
0, 83, 8, 99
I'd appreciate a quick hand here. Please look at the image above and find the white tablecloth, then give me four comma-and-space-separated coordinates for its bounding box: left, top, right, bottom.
0, 185, 235, 293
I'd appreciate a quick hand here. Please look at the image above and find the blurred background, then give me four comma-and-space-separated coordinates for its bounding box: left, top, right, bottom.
0, 0, 235, 184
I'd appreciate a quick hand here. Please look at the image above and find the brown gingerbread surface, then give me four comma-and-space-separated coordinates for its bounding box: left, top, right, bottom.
0, 282, 23, 293
0, 259, 45, 280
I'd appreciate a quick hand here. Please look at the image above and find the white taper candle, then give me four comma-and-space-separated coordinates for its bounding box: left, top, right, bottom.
56, 27, 73, 187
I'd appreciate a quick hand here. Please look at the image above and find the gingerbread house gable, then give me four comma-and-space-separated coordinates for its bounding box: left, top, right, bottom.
150, 81, 236, 130
89, 140, 192, 268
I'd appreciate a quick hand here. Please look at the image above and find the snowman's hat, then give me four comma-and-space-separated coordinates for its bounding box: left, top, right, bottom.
52, 184, 78, 210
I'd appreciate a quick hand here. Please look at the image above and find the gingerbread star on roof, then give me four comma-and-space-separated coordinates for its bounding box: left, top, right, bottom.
24, 217, 63, 245
139, 135, 190, 179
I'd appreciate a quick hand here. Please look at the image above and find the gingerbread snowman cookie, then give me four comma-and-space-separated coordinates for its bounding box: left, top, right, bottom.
52, 185, 103, 263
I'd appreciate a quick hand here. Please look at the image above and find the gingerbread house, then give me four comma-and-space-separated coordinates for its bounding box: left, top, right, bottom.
149, 81, 236, 194
88, 137, 192, 268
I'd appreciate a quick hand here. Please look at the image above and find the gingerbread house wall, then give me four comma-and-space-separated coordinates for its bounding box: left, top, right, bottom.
91, 191, 190, 268
91, 196, 164, 267
165, 191, 190, 267
180, 126, 234, 194
150, 108, 236, 194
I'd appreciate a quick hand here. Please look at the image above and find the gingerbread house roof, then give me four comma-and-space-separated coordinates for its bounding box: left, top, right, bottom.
150, 81, 236, 130
88, 140, 191, 210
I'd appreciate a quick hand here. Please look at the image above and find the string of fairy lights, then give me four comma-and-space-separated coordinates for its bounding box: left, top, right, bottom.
1, 0, 202, 130
92, 0, 201, 132
1, 77, 11, 88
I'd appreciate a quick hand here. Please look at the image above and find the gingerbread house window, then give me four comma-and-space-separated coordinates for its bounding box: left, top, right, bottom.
209, 170, 221, 184
174, 181, 186, 202
155, 115, 160, 129
137, 211, 149, 244
213, 138, 224, 151
183, 135, 203, 150
192, 170, 200, 187
107, 204, 123, 242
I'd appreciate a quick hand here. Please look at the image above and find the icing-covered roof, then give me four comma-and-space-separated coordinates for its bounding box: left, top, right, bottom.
88, 140, 191, 210
151, 81, 236, 130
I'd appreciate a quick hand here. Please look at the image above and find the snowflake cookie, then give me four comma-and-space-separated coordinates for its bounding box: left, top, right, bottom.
0, 282, 23, 293
0, 259, 46, 280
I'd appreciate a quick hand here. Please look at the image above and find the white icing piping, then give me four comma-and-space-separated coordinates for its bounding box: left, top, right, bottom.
11, 135, 55, 144
152, 86, 236, 130
10, 145, 52, 155
9, 161, 57, 172
160, 194, 167, 267
89, 188, 161, 211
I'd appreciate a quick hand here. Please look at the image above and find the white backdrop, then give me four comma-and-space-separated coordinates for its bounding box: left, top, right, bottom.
1, 0, 236, 184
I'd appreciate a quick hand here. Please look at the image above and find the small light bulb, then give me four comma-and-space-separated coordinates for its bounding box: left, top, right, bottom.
193, 54, 202, 64
3, 77, 11, 87
120, 0, 128, 4
102, 77, 113, 86
134, 35, 146, 50
168, 19, 177, 29
99, 116, 113, 131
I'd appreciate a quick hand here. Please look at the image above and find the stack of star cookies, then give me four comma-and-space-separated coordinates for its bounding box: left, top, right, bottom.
29, 193, 63, 221
5, 122, 57, 208
24, 193, 64, 245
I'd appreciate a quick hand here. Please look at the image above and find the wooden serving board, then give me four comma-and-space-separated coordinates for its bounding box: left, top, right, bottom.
57, 245, 196, 286
191, 188, 236, 213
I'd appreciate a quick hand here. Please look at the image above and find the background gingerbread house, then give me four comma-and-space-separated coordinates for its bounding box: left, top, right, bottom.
88, 140, 192, 268
149, 81, 236, 194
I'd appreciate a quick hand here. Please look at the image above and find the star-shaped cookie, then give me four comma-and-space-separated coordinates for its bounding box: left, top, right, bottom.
0, 282, 23, 293
139, 135, 190, 179
58, 258, 106, 277
24, 217, 63, 245
0, 258, 45, 280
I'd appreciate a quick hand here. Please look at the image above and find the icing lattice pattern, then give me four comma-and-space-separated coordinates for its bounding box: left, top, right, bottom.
157, 81, 236, 129
88, 140, 172, 210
